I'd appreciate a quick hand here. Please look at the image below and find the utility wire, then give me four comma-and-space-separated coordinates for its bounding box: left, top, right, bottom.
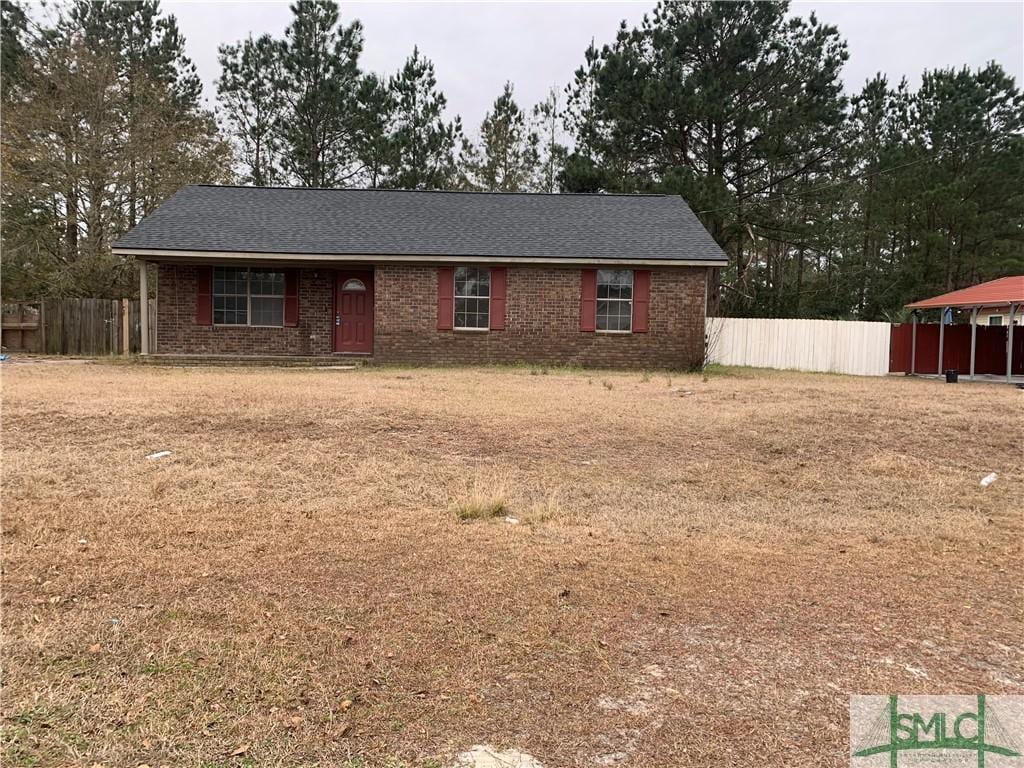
695, 134, 1002, 215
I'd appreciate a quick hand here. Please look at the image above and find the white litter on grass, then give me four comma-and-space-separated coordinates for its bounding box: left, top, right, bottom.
642, 663, 665, 679
904, 664, 929, 679
980, 472, 998, 487
451, 745, 544, 768
146, 451, 172, 460
594, 752, 630, 766
505, 517, 521, 525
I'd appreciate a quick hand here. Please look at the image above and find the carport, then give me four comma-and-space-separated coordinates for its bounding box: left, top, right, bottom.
898, 275, 1024, 382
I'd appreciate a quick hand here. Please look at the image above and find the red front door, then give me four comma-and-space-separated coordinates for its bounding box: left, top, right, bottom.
334, 271, 374, 353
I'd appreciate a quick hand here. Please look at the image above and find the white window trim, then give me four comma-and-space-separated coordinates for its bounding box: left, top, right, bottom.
453, 267, 491, 331
596, 269, 634, 334
214, 267, 286, 328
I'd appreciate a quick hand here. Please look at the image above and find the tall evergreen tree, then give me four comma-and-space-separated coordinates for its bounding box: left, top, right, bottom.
531, 87, 567, 193
217, 34, 284, 186
387, 47, 461, 190
277, 0, 364, 187
461, 82, 539, 191
1, 0, 231, 298
563, 1, 849, 314
68, 0, 206, 228
1, 0, 29, 98
351, 72, 396, 187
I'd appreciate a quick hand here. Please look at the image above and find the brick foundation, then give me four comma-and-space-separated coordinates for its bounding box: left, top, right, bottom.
155, 263, 708, 369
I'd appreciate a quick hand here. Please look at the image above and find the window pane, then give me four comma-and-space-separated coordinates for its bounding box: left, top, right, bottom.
214, 267, 248, 324
214, 294, 247, 325
455, 296, 489, 328
597, 269, 632, 301
596, 298, 632, 332
251, 270, 284, 296
455, 267, 490, 298
251, 296, 284, 326
214, 267, 248, 296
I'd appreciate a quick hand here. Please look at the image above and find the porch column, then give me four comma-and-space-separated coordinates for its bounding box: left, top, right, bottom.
969, 306, 978, 381
937, 306, 947, 376
910, 310, 918, 375
140, 260, 149, 356
1008, 303, 1017, 383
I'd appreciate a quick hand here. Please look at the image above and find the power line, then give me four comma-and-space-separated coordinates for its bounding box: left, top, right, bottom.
695, 135, 1001, 215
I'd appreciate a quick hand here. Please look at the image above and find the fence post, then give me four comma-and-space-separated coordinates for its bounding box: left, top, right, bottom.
39, 299, 46, 353
910, 311, 917, 375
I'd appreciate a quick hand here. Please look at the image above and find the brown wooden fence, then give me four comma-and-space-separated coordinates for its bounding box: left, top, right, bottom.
1, 299, 156, 355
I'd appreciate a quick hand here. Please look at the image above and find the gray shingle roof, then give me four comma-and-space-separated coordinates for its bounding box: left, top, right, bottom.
112, 185, 727, 263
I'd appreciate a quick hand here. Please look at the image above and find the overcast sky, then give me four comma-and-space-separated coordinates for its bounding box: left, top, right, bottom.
165, 0, 1024, 132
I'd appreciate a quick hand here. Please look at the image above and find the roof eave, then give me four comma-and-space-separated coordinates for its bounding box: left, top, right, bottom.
112, 247, 726, 268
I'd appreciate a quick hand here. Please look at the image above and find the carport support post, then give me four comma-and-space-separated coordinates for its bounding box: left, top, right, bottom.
139, 260, 149, 356
910, 310, 918, 375
937, 306, 947, 376
969, 306, 978, 381
1008, 303, 1017, 383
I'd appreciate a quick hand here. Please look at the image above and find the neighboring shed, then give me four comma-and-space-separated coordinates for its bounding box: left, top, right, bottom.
902, 275, 1024, 382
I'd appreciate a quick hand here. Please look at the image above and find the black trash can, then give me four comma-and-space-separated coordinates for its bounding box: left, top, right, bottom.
945, 369, 959, 383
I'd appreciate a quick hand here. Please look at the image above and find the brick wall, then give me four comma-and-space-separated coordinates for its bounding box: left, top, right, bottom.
155, 264, 333, 356
155, 262, 708, 369
376, 264, 707, 369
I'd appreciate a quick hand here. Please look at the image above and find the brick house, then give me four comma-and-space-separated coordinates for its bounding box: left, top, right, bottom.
111, 185, 727, 368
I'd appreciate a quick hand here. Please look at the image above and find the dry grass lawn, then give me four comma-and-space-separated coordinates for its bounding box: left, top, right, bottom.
1, 361, 1021, 767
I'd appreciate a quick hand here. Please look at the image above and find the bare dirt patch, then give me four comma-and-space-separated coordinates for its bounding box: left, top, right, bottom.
2, 364, 1021, 767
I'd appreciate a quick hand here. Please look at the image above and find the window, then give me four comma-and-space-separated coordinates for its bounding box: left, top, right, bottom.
596, 269, 633, 332
213, 267, 285, 326
342, 278, 366, 291
454, 267, 490, 329
988, 315, 1003, 326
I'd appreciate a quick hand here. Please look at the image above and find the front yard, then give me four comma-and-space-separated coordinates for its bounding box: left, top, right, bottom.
2, 362, 1021, 767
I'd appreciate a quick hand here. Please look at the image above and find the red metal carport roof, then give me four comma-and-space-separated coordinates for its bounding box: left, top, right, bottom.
906, 275, 1024, 310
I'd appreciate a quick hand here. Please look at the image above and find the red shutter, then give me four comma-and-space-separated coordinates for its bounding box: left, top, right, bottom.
489, 267, 506, 330
196, 265, 213, 326
284, 269, 299, 327
632, 270, 650, 333
580, 269, 597, 332
437, 267, 454, 330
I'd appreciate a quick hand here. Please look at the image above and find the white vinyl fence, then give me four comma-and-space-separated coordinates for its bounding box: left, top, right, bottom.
706, 317, 891, 377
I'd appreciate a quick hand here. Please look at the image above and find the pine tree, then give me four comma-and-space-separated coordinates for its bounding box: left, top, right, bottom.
563, 1, 849, 315
1, 1, 231, 298
387, 47, 460, 190
217, 34, 284, 186
531, 87, 567, 193
1, 0, 29, 99
68, 0, 207, 228
277, 0, 364, 187
352, 72, 396, 188
461, 82, 539, 191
